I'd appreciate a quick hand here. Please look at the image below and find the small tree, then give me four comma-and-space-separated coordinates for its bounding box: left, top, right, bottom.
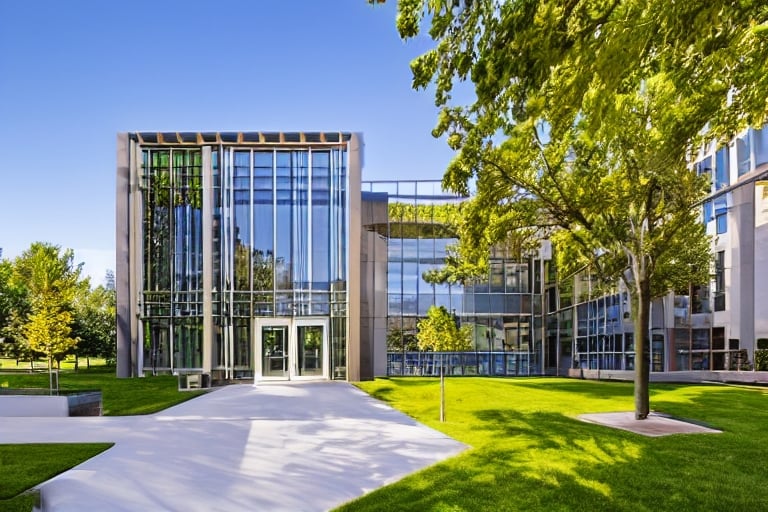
417, 305, 471, 352
25, 299, 77, 379
12, 243, 83, 389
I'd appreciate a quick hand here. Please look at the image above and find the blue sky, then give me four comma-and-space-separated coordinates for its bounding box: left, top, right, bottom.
0, 0, 458, 283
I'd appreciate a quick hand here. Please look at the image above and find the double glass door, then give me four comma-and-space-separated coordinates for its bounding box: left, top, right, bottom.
256, 318, 328, 380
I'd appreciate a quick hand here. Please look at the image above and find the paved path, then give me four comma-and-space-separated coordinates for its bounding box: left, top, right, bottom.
0, 382, 466, 511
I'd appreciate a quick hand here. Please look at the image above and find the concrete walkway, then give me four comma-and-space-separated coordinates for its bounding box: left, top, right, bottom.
0, 382, 466, 511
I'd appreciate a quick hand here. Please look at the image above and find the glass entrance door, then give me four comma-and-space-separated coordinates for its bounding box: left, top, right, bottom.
255, 318, 328, 380
261, 325, 289, 378
297, 325, 324, 377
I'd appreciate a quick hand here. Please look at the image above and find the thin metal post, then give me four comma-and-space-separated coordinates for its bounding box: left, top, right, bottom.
440, 353, 445, 422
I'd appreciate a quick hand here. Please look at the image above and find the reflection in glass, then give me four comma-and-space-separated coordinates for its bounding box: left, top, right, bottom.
262, 325, 288, 377
297, 325, 324, 376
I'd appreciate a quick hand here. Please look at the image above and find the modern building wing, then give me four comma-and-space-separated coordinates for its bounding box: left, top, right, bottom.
117, 128, 768, 382
117, 132, 363, 381
362, 181, 546, 377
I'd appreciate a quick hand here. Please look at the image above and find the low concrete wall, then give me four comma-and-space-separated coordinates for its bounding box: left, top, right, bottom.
0, 390, 102, 417
0, 395, 69, 417
67, 392, 102, 416
568, 368, 768, 384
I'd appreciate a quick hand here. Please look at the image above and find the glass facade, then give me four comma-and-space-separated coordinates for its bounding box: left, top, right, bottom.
123, 132, 355, 381
120, 126, 768, 381
364, 180, 545, 377
141, 149, 204, 372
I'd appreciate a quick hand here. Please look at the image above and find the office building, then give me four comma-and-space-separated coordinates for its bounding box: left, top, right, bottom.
117, 132, 363, 381
117, 128, 768, 382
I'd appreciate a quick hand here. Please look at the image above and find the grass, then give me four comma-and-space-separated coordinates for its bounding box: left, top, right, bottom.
338, 377, 768, 512
0, 443, 113, 511
0, 363, 206, 509
0, 365, 205, 415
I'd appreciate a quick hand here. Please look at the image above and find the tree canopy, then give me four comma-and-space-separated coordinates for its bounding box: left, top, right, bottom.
395, 0, 768, 418
0, 243, 115, 369
417, 305, 472, 352
12, 243, 83, 366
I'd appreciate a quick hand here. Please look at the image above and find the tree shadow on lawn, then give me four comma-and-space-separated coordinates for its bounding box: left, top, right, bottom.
359, 378, 448, 404
339, 401, 768, 512
649, 384, 768, 436
339, 408, 648, 512
510, 378, 733, 404
511, 378, 639, 400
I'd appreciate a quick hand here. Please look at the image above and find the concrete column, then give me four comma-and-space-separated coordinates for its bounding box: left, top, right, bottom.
734, 184, 756, 353
116, 134, 133, 378
347, 133, 363, 381
202, 147, 213, 374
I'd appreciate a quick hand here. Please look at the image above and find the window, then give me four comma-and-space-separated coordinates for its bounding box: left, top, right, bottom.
692, 285, 710, 313
754, 126, 768, 167
714, 196, 728, 234
716, 213, 727, 234
715, 147, 729, 190
703, 200, 713, 224
736, 131, 752, 176
714, 251, 725, 311
695, 156, 712, 182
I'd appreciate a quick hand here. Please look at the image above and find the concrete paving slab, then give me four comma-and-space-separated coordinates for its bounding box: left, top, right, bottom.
0, 382, 466, 511
578, 411, 722, 437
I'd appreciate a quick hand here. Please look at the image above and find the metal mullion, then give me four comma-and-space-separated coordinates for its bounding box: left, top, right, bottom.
272, 149, 277, 316
249, 149, 254, 303
169, 148, 176, 373
330, 148, 336, 284
308, 149, 313, 308
218, 144, 229, 377
338, 147, 345, 282
228, 147, 235, 378
338, 143, 352, 286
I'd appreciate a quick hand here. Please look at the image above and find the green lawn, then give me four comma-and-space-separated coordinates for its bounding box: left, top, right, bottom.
339, 377, 768, 512
0, 366, 205, 415
0, 443, 113, 511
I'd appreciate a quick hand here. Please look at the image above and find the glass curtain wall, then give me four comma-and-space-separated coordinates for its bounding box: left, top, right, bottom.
462, 245, 539, 376
141, 148, 203, 373
216, 147, 348, 378
368, 180, 544, 377
141, 143, 348, 378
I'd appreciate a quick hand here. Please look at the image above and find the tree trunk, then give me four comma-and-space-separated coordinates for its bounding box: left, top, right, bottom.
634, 277, 651, 420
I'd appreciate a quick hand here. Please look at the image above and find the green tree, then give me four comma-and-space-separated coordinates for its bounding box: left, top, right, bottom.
0, 259, 35, 363
395, 0, 768, 418
386, 326, 420, 352
24, 300, 76, 369
12, 243, 83, 383
417, 305, 472, 352
72, 284, 117, 368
